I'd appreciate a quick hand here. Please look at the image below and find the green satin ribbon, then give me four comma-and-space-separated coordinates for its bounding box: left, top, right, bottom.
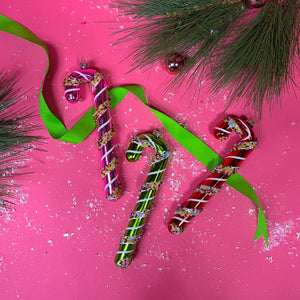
0, 14, 268, 245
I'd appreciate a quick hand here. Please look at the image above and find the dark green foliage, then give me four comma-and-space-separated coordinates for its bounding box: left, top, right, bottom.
115, 0, 300, 115
211, 0, 300, 113
117, 0, 222, 18
0, 73, 41, 213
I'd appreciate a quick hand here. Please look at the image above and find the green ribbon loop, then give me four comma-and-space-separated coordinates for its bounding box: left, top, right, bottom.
0, 14, 268, 245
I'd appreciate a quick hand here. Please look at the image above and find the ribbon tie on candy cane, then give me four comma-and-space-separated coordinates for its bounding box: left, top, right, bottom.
63, 59, 121, 201
0, 14, 268, 244
169, 116, 257, 234
115, 131, 170, 268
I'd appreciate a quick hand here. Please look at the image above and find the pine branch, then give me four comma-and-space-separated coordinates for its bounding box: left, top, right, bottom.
116, 1, 247, 78
0, 72, 41, 213
117, 0, 223, 18
210, 0, 300, 115
115, 0, 300, 115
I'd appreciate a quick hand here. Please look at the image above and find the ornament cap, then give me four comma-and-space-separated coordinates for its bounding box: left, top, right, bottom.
153, 130, 162, 138
246, 120, 255, 128
79, 56, 89, 69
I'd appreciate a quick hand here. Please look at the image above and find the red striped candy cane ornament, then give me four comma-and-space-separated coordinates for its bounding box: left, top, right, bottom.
168, 116, 257, 234
63, 59, 121, 200
115, 131, 170, 268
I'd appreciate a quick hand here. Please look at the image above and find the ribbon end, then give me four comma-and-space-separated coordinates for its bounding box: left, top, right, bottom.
254, 207, 268, 246
254, 230, 269, 246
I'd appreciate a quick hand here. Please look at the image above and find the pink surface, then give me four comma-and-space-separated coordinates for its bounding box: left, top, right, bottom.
0, 1, 299, 299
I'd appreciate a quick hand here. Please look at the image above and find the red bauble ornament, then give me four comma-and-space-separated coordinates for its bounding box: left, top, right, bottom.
165, 53, 185, 74
246, 0, 268, 8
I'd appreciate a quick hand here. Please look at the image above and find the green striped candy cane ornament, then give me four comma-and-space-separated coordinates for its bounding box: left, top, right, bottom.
115, 131, 170, 268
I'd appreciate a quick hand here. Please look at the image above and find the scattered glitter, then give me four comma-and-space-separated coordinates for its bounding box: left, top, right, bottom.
48, 240, 54, 246
263, 220, 295, 251
266, 256, 273, 263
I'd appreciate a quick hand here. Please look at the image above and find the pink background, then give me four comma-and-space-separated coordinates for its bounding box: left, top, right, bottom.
0, 1, 299, 299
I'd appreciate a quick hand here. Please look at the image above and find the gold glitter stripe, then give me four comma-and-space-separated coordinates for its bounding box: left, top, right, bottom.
215, 165, 240, 175
152, 151, 170, 163
90, 71, 104, 90
93, 99, 111, 119
232, 141, 257, 151
106, 186, 121, 201
141, 181, 161, 191
63, 77, 88, 86
225, 117, 243, 136
194, 185, 221, 195
169, 223, 184, 235
176, 207, 200, 217
120, 235, 141, 245
100, 157, 118, 179
97, 127, 115, 148
130, 209, 152, 219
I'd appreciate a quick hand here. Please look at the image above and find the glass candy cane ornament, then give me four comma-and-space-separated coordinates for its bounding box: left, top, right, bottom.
63, 59, 121, 200
115, 131, 170, 268
168, 116, 257, 234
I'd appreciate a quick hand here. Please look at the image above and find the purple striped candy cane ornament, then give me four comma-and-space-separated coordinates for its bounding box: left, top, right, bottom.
63, 60, 121, 200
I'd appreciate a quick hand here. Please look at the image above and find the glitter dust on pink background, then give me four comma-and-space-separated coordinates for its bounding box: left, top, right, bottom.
0, 1, 299, 300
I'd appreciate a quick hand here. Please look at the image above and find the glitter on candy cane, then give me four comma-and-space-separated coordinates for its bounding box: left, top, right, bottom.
63, 64, 121, 201
168, 116, 257, 234
115, 133, 170, 269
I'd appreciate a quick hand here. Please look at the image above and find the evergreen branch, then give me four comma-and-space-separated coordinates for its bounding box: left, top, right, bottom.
210, 0, 300, 115
0, 72, 42, 214
116, 2, 247, 77
116, 0, 223, 18
115, 0, 300, 115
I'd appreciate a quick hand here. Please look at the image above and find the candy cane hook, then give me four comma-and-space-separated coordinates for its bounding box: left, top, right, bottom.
168, 116, 257, 234
115, 131, 170, 268
63, 59, 121, 200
